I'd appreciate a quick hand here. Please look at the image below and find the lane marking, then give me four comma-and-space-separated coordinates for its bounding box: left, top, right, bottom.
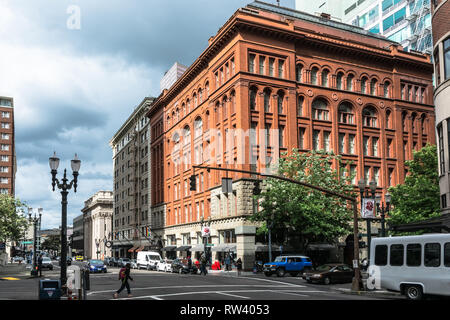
216, 292, 251, 299
270, 290, 308, 298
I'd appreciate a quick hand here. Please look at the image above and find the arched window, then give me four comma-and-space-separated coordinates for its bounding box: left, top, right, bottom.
322, 69, 329, 87
186, 99, 191, 113
264, 89, 271, 112
297, 95, 304, 117
183, 126, 191, 146
249, 87, 257, 110
167, 115, 171, 128
173, 132, 180, 151
182, 103, 186, 116
312, 98, 329, 120
193, 93, 198, 108
223, 96, 228, 119
311, 67, 319, 85
421, 114, 427, 135
411, 113, 417, 133
205, 82, 210, 97
230, 90, 236, 115
370, 79, 377, 95
347, 74, 354, 91
277, 91, 284, 114
361, 77, 368, 94
402, 111, 408, 132
296, 64, 303, 82
198, 88, 203, 104
383, 81, 390, 98
176, 108, 180, 122
194, 117, 203, 139
338, 102, 354, 124
362, 106, 378, 128
215, 101, 220, 123
386, 109, 392, 129
336, 72, 344, 90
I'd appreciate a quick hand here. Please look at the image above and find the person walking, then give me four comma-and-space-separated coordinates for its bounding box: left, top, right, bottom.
225, 254, 231, 272
37, 254, 43, 277
236, 258, 242, 276
187, 256, 192, 273
200, 253, 208, 276
114, 263, 133, 298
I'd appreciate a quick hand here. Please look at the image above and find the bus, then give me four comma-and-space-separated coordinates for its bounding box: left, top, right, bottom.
368, 234, 450, 300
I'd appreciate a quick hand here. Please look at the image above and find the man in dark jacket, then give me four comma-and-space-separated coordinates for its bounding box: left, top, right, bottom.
37, 254, 43, 277
114, 263, 133, 298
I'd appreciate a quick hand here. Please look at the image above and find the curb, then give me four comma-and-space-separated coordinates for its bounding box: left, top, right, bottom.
334, 288, 402, 297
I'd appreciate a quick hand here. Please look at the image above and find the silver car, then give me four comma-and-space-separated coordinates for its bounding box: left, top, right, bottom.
41, 257, 53, 270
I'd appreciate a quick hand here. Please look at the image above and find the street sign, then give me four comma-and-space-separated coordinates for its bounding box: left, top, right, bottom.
202, 226, 211, 237
21, 241, 33, 245
206, 244, 214, 247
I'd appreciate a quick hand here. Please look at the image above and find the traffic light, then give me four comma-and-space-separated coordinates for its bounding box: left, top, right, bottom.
253, 181, 261, 195
189, 175, 197, 191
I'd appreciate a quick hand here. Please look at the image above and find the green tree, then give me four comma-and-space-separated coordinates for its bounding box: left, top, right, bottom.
41, 234, 61, 253
250, 149, 357, 250
387, 144, 440, 233
0, 195, 29, 244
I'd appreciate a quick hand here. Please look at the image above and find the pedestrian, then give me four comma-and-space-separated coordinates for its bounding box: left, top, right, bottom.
187, 256, 192, 272
114, 263, 133, 298
37, 254, 43, 277
200, 254, 208, 275
225, 254, 231, 271
236, 258, 242, 276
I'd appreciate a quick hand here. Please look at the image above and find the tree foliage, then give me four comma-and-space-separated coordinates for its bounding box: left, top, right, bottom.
387, 144, 440, 233
250, 150, 357, 248
0, 195, 29, 243
41, 234, 61, 252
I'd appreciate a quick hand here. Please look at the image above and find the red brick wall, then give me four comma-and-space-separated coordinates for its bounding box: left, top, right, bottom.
432, 0, 450, 45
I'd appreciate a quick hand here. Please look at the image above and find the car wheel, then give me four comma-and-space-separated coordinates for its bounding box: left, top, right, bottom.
264, 272, 272, 277
276, 268, 285, 277
290, 272, 299, 277
405, 285, 423, 300
323, 277, 331, 285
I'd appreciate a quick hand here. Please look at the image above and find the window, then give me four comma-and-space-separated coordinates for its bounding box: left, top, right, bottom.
346, 74, 354, 91
336, 72, 344, 89
390, 244, 404, 266
444, 38, 450, 80
312, 99, 329, 120
277, 92, 284, 114
313, 130, 320, 151
445, 243, 450, 267
362, 107, 378, 127
1, 123, 9, 129
338, 103, 354, 124
441, 194, 447, 209
372, 137, 379, 157
350, 165, 357, 184
324, 131, 331, 152
250, 87, 257, 110
259, 56, 265, 74
311, 67, 319, 85
279, 125, 285, 147
363, 136, 369, 156
321, 69, 329, 87
1, 112, 10, 118
278, 60, 285, 78
407, 244, 422, 267
297, 96, 304, 116
383, 82, 390, 98
248, 54, 256, 73
299, 127, 305, 149
1, 155, 8, 162
370, 79, 377, 95
269, 58, 275, 77
339, 133, 345, 154
375, 245, 388, 266
438, 124, 445, 174
296, 64, 303, 82
264, 89, 271, 112
361, 77, 368, 94
349, 134, 355, 154
425, 243, 441, 267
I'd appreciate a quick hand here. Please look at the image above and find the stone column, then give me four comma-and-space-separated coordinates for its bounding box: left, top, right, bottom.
235, 225, 256, 271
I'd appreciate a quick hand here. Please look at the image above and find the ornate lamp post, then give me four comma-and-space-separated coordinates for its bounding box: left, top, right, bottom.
375, 193, 391, 237
49, 152, 80, 292
28, 207, 42, 277
358, 178, 377, 262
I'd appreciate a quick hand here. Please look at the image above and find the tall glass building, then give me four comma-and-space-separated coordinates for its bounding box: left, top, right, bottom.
296, 0, 433, 53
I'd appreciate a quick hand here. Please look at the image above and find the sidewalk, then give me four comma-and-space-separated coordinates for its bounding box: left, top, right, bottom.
0, 263, 33, 279
333, 287, 402, 298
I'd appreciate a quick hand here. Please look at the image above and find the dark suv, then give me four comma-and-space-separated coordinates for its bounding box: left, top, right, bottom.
263, 255, 312, 277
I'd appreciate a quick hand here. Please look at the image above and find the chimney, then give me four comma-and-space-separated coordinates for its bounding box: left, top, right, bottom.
320, 12, 331, 20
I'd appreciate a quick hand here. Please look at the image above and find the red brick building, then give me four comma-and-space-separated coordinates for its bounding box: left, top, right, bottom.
0, 96, 16, 196
147, 1, 435, 268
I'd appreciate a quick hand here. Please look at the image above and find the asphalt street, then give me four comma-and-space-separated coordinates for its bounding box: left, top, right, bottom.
0, 261, 400, 301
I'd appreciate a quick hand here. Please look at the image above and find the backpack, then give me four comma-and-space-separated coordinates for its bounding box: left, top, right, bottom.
119, 267, 126, 280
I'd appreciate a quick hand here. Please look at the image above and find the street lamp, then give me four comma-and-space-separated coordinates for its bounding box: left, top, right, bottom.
95, 239, 101, 259
28, 207, 42, 277
49, 152, 80, 293
358, 178, 377, 263
375, 192, 391, 237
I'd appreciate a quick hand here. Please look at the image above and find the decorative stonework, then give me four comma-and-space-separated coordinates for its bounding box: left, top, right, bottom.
307, 89, 313, 97
331, 93, 338, 101
356, 98, 363, 105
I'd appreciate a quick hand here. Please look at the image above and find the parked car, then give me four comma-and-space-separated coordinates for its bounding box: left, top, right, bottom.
171, 258, 198, 274
41, 257, 53, 270
109, 257, 119, 267
157, 259, 173, 272
137, 251, 162, 270
130, 259, 138, 269
87, 259, 107, 273
302, 264, 354, 285
263, 255, 313, 277
12, 256, 24, 263
118, 258, 131, 268
75, 255, 84, 261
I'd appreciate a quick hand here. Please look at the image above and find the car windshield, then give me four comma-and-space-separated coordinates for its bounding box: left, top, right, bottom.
90, 260, 103, 265
316, 265, 334, 271
43, 257, 51, 261
122, 258, 130, 261
274, 257, 285, 262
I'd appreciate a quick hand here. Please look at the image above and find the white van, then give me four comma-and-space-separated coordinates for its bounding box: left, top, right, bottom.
369, 234, 450, 300
136, 251, 162, 270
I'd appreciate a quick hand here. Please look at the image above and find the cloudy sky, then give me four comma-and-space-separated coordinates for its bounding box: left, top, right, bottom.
0, 0, 295, 229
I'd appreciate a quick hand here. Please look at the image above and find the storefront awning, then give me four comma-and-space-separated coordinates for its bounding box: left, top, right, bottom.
176, 245, 192, 251
162, 245, 177, 251
190, 244, 204, 251
255, 245, 281, 252
128, 245, 138, 253
211, 244, 236, 252
135, 246, 145, 252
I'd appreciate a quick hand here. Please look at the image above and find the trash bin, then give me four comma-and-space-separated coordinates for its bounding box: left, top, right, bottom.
39, 279, 62, 300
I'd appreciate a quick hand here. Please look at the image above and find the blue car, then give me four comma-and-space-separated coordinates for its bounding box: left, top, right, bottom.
87, 259, 107, 273
263, 255, 312, 277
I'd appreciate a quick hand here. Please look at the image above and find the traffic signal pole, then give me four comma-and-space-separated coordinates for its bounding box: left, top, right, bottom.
192, 165, 362, 291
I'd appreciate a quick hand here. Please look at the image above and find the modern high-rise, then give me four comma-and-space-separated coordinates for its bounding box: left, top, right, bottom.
0, 96, 16, 196
432, 0, 450, 221
160, 62, 188, 93
296, 0, 433, 54
109, 97, 158, 258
